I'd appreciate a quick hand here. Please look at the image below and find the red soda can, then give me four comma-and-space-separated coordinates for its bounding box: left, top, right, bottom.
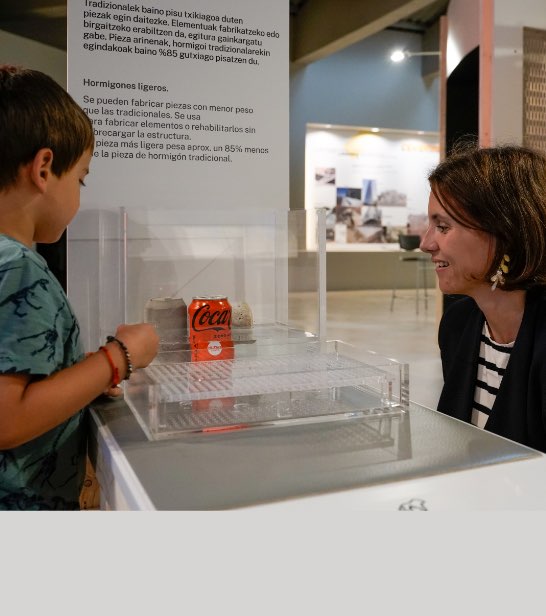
188, 296, 234, 362
188, 296, 234, 413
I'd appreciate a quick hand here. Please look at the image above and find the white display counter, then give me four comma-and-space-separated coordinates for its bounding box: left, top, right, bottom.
89, 397, 546, 511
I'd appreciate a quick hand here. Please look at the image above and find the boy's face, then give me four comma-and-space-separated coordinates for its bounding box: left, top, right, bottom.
35, 149, 93, 243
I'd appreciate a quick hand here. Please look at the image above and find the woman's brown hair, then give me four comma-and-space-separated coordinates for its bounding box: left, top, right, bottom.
428, 142, 546, 290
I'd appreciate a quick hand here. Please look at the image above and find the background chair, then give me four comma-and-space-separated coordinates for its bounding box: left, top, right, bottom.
390, 234, 433, 314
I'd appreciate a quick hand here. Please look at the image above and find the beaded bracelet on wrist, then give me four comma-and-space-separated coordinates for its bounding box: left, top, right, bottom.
106, 335, 133, 381
99, 346, 121, 387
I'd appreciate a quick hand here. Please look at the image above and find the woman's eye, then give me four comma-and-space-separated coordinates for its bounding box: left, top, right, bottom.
79, 180, 86, 187
436, 225, 448, 233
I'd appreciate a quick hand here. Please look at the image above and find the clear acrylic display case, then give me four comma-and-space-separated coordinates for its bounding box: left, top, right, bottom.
98, 207, 327, 349
98, 207, 409, 440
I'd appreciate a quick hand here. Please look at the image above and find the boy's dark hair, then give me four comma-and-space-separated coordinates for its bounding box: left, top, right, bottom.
428, 142, 546, 290
0, 65, 94, 191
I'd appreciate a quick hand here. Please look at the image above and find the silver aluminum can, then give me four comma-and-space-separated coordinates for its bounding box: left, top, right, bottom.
144, 296, 187, 351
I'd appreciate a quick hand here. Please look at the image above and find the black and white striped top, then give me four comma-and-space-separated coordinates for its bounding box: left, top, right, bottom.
471, 323, 514, 429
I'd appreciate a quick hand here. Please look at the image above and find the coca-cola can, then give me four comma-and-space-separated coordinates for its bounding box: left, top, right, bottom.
188, 295, 234, 361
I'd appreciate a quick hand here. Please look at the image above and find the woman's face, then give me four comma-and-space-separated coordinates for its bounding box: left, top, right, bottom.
420, 191, 495, 298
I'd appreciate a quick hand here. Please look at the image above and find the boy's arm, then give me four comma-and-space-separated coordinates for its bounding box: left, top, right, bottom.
0, 323, 158, 449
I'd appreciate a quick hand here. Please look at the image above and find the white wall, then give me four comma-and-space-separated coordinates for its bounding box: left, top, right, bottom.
446, 0, 479, 78
446, 0, 546, 146
491, 0, 546, 145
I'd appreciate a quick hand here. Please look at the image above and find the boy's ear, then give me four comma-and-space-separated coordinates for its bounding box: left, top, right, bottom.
29, 148, 54, 192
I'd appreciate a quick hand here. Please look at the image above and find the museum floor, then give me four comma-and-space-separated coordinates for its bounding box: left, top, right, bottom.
289, 288, 444, 410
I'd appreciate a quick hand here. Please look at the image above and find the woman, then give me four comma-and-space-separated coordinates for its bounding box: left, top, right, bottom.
420, 144, 546, 452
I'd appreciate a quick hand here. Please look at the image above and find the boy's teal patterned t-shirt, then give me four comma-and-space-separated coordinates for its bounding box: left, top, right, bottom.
0, 235, 87, 510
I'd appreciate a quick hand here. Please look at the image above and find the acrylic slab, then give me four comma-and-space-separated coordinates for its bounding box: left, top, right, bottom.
123, 339, 409, 440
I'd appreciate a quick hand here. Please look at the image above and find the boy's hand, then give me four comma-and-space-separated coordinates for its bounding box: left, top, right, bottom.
113, 322, 159, 369
102, 384, 123, 397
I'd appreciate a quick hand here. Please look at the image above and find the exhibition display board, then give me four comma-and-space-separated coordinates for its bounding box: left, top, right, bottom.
66, 0, 288, 347
68, 0, 287, 210
305, 124, 439, 251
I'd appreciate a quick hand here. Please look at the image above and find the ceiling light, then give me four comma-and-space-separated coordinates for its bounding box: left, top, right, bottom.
29, 5, 67, 18
390, 49, 407, 63
390, 49, 441, 63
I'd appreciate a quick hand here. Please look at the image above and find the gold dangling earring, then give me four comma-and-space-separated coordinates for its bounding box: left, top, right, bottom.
491, 254, 510, 291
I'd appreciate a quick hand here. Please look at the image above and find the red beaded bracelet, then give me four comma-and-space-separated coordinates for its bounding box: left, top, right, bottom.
99, 345, 121, 387
106, 335, 133, 381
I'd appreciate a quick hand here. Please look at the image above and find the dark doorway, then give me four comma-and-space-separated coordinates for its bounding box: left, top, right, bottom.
443, 45, 479, 312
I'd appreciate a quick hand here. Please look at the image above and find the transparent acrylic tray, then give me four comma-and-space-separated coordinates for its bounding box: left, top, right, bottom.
124, 340, 409, 440
151, 322, 318, 354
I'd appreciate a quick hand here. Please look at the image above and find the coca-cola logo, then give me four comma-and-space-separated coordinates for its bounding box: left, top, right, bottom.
191, 303, 231, 332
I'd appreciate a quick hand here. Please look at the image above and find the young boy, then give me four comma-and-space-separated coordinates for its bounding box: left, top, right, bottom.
0, 65, 159, 510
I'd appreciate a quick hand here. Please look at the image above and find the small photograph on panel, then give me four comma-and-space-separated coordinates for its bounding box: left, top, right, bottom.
361, 203, 382, 226
314, 167, 337, 209
336, 186, 361, 206
407, 213, 428, 238
335, 187, 362, 223
324, 206, 337, 241
362, 178, 378, 204
377, 189, 407, 207
315, 167, 336, 185
335, 187, 364, 243
351, 224, 384, 243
